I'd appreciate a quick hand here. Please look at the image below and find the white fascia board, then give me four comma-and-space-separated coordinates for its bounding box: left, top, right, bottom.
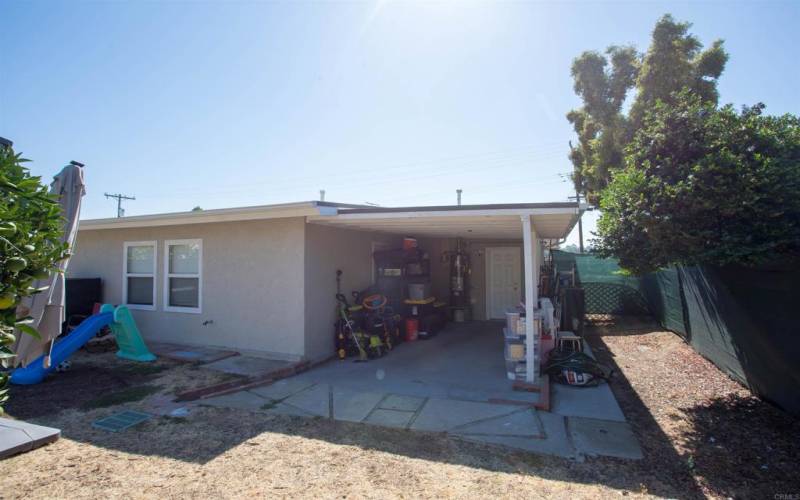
80, 202, 323, 231
309, 206, 579, 222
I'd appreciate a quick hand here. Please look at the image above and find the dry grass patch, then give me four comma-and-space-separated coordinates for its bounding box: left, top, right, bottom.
2, 318, 797, 499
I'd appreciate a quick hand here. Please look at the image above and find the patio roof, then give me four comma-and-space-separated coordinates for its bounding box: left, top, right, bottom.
79, 200, 587, 240
309, 202, 586, 240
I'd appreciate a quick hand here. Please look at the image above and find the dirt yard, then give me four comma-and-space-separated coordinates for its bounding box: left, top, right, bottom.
1, 318, 798, 499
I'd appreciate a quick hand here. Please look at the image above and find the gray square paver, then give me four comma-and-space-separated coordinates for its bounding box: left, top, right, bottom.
454, 408, 543, 437
411, 399, 521, 432
568, 416, 643, 459
378, 394, 426, 412
264, 403, 316, 417
249, 379, 317, 402
332, 389, 386, 423
364, 408, 415, 428
282, 384, 330, 417
551, 383, 626, 422
0, 426, 35, 458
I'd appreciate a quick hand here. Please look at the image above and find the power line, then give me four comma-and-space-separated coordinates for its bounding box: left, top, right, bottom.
136, 143, 571, 200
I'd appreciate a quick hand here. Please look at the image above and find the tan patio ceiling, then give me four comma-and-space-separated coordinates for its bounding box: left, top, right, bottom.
308, 203, 585, 241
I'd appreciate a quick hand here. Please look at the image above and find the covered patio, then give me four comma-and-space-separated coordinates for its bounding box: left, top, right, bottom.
309, 202, 586, 386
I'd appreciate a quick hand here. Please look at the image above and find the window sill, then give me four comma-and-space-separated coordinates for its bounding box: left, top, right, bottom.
125, 304, 156, 311
164, 306, 202, 314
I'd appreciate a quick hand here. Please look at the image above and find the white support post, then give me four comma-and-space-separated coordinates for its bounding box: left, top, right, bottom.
521, 215, 539, 384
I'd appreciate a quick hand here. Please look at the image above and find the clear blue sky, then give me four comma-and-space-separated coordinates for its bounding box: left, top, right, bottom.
3, 1, 798, 247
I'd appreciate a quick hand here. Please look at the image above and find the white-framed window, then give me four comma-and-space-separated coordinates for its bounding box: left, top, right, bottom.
123, 241, 157, 311
163, 239, 202, 313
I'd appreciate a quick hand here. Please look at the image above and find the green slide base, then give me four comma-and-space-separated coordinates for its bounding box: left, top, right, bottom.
99, 304, 157, 362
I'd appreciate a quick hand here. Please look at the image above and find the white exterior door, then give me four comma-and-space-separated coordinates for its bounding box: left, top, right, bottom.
486, 247, 522, 319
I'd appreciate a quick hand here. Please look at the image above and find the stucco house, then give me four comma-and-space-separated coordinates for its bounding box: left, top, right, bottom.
69, 201, 584, 370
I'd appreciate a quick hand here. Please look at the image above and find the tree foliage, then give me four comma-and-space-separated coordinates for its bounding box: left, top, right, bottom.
568, 14, 728, 203
0, 147, 69, 408
595, 91, 800, 273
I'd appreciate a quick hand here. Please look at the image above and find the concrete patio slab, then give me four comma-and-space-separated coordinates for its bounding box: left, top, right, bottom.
150, 342, 238, 364
265, 402, 317, 417
194, 322, 639, 460
457, 411, 576, 458
378, 394, 425, 412
201, 390, 267, 411
202, 356, 293, 378
0, 426, 34, 457
0, 418, 60, 459
568, 417, 643, 459
410, 398, 521, 433
282, 384, 330, 418
364, 408, 416, 428
332, 388, 386, 423
288, 322, 538, 405
454, 408, 543, 437
551, 383, 626, 422
250, 378, 316, 401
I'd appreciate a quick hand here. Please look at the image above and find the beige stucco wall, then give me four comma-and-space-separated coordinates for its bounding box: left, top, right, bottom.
69, 216, 534, 361
303, 224, 398, 362
69, 218, 307, 359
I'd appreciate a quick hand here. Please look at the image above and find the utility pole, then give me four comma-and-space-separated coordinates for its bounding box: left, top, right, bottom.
567, 140, 584, 253
104, 192, 135, 218
568, 190, 584, 253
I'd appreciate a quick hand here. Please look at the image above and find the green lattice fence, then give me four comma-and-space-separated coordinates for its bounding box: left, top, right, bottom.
552, 250, 651, 316
582, 282, 650, 315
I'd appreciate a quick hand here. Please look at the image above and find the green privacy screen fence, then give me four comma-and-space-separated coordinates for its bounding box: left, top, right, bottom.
552, 250, 650, 316
552, 250, 800, 416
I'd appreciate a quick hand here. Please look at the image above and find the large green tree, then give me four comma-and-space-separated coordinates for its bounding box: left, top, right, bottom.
567, 45, 638, 203
595, 92, 800, 274
568, 14, 728, 203
0, 146, 69, 409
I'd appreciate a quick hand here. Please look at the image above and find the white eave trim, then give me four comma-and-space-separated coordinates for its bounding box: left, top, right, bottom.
80, 201, 335, 231
308, 206, 581, 222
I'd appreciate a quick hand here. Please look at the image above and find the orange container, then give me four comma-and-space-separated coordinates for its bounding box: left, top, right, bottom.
405, 318, 419, 341
403, 237, 418, 250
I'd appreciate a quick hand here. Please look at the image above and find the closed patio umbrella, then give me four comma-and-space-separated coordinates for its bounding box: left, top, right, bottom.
13, 162, 86, 368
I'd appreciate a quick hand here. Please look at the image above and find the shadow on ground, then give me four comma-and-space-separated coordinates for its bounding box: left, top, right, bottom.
584, 318, 704, 497
680, 393, 800, 497
5, 361, 170, 419
586, 315, 800, 498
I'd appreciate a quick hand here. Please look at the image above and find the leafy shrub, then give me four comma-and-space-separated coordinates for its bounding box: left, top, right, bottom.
595, 91, 800, 274
0, 146, 70, 408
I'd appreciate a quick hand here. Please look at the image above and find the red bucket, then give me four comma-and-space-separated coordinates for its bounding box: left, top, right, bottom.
403, 237, 418, 250
405, 318, 419, 341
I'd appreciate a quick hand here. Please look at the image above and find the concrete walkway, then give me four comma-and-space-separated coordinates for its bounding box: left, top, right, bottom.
201, 322, 641, 460
202, 377, 642, 460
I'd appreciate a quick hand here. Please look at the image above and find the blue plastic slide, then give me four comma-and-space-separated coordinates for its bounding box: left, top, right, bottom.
10, 305, 156, 385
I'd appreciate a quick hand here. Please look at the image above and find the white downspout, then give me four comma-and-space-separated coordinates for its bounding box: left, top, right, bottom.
521, 215, 539, 384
